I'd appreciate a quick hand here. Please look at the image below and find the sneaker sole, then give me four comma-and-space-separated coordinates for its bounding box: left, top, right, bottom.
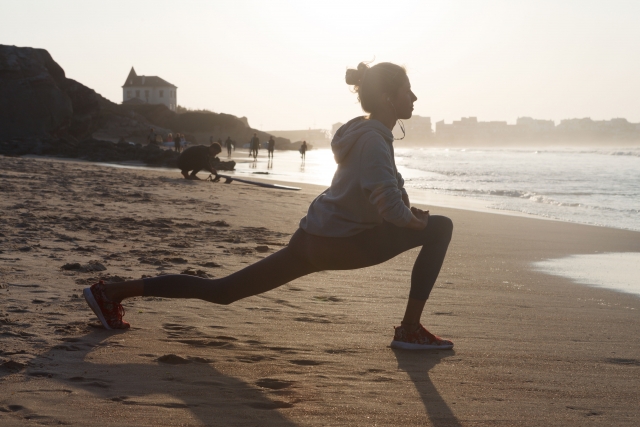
83, 287, 112, 330
390, 340, 453, 350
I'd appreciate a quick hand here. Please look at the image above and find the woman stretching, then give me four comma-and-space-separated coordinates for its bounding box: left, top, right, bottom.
84, 61, 454, 350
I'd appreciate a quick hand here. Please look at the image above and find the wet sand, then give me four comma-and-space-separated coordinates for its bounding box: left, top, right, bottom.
1, 155, 639, 426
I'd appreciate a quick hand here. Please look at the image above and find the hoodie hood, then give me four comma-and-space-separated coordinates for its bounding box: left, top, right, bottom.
331, 117, 394, 163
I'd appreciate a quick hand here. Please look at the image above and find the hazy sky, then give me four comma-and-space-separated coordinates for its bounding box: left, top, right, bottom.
3, 0, 640, 130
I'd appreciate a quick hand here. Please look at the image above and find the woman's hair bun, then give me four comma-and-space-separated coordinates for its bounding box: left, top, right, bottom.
345, 62, 370, 86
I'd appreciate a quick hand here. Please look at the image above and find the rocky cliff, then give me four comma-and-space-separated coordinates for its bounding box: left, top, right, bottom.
0, 45, 294, 168
0, 45, 102, 141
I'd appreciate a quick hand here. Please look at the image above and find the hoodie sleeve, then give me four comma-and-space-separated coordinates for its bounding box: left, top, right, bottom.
396, 171, 408, 196
359, 135, 413, 227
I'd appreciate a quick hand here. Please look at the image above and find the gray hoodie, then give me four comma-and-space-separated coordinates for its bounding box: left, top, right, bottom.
299, 117, 413, 237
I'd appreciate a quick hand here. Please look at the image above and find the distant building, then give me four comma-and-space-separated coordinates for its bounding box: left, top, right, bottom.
122, 67, 177, 111
332, 116, 432, 143
401, 115, 433, 142
516, 117, 555, 131
436, 117, 512, 142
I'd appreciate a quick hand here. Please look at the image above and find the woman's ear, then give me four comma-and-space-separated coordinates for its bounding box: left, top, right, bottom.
379, 92, 391, 109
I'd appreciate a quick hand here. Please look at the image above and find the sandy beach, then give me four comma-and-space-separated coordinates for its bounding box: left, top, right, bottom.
1, 154, 639, 427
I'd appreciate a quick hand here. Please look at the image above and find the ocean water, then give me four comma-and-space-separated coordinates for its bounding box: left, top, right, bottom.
533, 253, 640, 298
395, 147, 640, 231
234, 146, 640, 232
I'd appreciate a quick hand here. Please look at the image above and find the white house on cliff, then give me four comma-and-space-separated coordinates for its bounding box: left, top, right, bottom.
122, 67, 177, 111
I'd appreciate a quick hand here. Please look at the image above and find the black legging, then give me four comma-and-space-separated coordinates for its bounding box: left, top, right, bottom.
143, 215, 453, 304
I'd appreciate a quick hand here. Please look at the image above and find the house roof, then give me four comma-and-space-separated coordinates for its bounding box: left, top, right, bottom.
122, 67, 177, 88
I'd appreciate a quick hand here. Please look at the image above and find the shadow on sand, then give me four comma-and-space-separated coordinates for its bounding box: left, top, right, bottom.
393, 349, 463, 427
0, 329, 300, 426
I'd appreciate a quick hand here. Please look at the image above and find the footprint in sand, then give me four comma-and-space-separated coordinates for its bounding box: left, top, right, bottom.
294, 316, 331, 324
606, 358, 640, 366
156, 354, 191, 364
213, 335, 238, 341
187, 356, 213, 364
176, 339, 232, 348
371, 376, 395, 382
324, 349, 355, 354
52, 344, 82, 351
109, 397, 191, 409
27, 371, 54, 378
162, 323, 197, 334
289, 359, 322, 366
259, 347, 296, 356
313, 296, 342, 302
236, 355, 271, 363
256, 378, 295, 390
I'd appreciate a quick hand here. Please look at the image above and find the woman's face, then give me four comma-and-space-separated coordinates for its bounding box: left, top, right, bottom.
390, 77, 417, 120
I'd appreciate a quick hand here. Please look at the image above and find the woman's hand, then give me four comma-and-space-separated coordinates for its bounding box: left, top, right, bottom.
406, 207, 429, 230
411, 206, 429, 217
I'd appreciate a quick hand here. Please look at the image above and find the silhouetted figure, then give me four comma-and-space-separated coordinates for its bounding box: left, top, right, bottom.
177, 143, 222, 180
250, 133, 260, 159
300, 140, 307, 160
267, 136, 275, 159
172, 133, 181, 153
224, 136, 234, 157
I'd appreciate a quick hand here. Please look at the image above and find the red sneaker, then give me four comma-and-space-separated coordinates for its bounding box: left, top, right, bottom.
83, 280, 130, 330
390, 324, 453, 350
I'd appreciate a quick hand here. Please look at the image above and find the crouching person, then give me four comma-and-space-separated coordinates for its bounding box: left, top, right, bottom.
177, 142, 222, 180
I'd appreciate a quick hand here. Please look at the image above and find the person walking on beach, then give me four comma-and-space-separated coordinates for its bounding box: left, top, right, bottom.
225, 136, 234, 157
300, 140, 307, 160
250, 133, 260, 159
83, 61, 454, 350
175, 142, 222, 180
267, 136, 275, 159
172, 133, 181, 153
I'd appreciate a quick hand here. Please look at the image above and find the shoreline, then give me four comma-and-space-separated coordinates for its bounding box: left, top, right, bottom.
16, 152, 638, 233
1, 154, 639, 426
8, 153, 640, 297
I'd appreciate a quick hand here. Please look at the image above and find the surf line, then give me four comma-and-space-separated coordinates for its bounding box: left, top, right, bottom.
207, 174, 301, 191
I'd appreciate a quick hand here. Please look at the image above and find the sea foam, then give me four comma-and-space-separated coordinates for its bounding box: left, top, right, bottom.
533, 252, 640, 298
